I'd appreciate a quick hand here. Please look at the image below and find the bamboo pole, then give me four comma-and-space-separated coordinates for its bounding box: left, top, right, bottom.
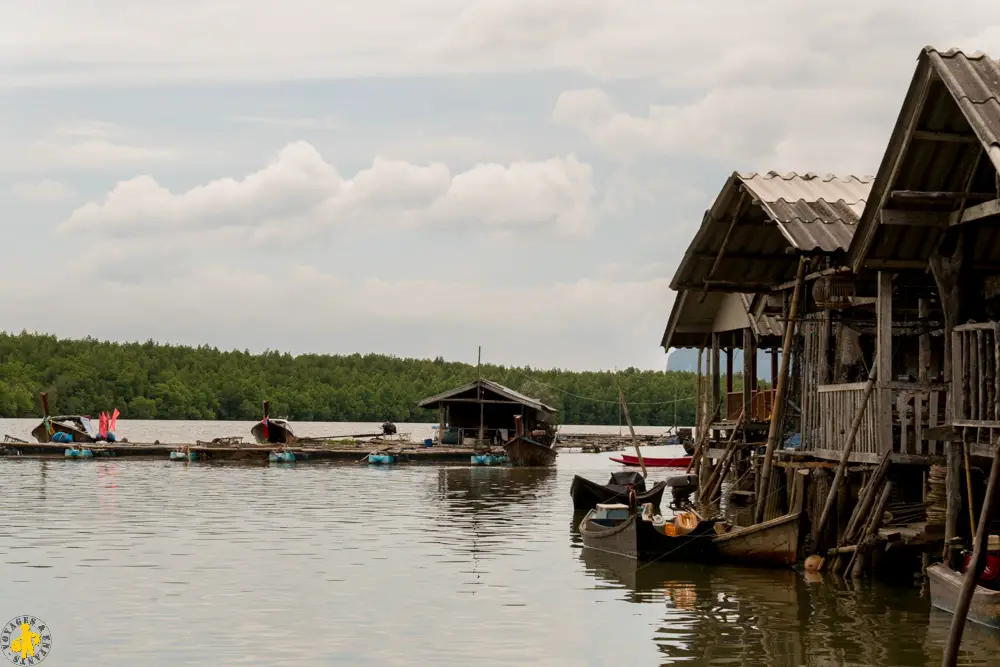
704, 409, 745, 502
964, 438, 976, 540
811, 359, 880, 548
685, 399, 722, 475
617, 380, 646, 478
848, 480, 894, 579
755, 258, 807, 523
941, 441, 1000, 667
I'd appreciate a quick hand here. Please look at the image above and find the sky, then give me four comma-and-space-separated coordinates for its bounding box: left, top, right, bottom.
3, 1, 1000, 372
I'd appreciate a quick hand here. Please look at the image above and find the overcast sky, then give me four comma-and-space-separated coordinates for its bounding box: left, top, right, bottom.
2, 1, 999, 371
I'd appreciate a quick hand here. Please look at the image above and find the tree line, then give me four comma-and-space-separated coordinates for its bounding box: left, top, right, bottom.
0, 331, 750, 426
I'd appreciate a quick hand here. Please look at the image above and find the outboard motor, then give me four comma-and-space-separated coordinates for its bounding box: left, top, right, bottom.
666, 473, 699, 506
381, 422, 397, 436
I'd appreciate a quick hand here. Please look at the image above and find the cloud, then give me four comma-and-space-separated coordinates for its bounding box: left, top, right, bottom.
6, 1, 1000, 86
11, 179, 75, 202
0, 121, 177, 172
60, 141, 596, 242
3, 262, 673, 370
552, 85, 892, 173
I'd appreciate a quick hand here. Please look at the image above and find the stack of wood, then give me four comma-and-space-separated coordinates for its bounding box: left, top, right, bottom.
882, 501, 929, 527
926, 464, 948, 527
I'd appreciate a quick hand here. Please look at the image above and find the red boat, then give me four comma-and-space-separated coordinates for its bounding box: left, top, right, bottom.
610, 453, 692, 468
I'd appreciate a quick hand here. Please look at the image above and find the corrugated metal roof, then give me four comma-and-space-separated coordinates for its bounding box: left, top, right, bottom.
659, 290, 785, 350
737, 172, 872, 253
417, 379, 557, 414
850, 47, 1000, 271
671, 171, 871, 292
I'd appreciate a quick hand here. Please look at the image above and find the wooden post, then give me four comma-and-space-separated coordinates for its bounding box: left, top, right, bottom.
726, 347, 734, 394
477, 346, 484, 444
849, 480, 894, 579
964, 437, 977, 541
617, 380, 646, 478
439, 406, 446, 445
744, 329, 754, 421
705, 410, 745, 502
930, 250, 962, 421
842, 449, 892, 546
919, 297, 930, 455
712, 333, 721, 421
263, 400, 270, 421
809, 354, 879, 547
945, 440, 963, 553
696, 346, 704, 438
755, 258, 806, 523
941, 441, 1000, 667
686, 399, 722, 475
876, 271, 893, 453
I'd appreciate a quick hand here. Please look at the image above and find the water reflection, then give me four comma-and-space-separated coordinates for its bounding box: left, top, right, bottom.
576, 546, 1000, 666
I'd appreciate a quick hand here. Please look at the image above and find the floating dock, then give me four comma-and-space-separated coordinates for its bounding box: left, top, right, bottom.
0, 441, 488, 463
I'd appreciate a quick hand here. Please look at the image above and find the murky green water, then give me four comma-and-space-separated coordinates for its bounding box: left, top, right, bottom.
1, 453, 997, 666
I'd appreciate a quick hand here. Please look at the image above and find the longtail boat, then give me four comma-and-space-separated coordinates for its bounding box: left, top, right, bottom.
570, 472, 667, 510
611, 453, 692, 468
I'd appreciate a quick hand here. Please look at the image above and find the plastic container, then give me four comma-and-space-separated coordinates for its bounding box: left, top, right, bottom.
423, 438, 433, 447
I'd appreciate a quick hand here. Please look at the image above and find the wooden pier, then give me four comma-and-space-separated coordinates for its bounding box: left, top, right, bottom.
0, 441, 486, 463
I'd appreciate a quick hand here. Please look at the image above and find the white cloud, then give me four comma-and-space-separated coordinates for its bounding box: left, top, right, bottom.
2, 262, 673, 370
60, 141, 596, 241
552, 86, 891, 173
11, 179, 75, 202
0, 121, 177, 171
5, 1, 1000, 85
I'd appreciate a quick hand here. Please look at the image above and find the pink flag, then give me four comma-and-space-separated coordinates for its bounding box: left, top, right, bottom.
110, 409, 119, 433
99, 412, 108, 439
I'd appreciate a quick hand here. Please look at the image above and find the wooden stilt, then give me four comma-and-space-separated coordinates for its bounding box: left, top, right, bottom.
941, 441, 1000, 667
945, 440, 963, 558
849, 481, 894, 579
704, 410, 746, 502
755, 258, 807, 523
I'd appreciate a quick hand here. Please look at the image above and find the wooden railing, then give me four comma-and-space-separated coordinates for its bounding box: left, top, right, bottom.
814, 383, 879, 459
725, 389, 776, 421
812, 381, 946, 461
953, 322, 1000, 427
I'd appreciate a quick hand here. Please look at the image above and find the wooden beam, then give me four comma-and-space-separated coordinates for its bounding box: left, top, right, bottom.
879, 209, 950, 227
877, 271, 894, 452
951, 197, 1000, 225
890, 190, 996, 202
912, 129, 980, 143
772, 266, 851, 291
866, 259, 928, 270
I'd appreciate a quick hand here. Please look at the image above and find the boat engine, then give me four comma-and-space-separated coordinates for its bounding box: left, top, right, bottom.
666, 473, 699, 505
381, 422, 397, 436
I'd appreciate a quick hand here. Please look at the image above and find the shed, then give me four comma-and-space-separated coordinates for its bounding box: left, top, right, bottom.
418, 379, 557, 447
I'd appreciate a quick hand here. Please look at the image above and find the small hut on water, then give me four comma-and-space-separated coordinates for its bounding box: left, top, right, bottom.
662, 48, 1000, 603
418, 379, 557, 447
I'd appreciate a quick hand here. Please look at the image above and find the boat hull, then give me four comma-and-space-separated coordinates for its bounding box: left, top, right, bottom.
570, 475, 667, 511
251, 421, 297, 445
928, 564, 1000, 629
32, 420, 95, 444
504, 437, 557, 466
579, 512, 716, 561
611, 454, 692, 468
711, 512, 802, 568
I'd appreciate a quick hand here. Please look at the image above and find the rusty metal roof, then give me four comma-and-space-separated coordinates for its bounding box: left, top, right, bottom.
849, 47, 1000, 272
417, 379, 557, 414
671, 171, 872, 293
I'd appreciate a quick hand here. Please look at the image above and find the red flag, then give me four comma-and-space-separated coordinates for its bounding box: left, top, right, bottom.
110, 409, 119, 433
99, 412, 108, 439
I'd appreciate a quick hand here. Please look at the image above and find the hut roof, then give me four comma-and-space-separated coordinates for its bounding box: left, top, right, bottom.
417, 379, 558, 414
671, 171, 872, 293
849, 47, 1000, 272
661, 290, 784, 350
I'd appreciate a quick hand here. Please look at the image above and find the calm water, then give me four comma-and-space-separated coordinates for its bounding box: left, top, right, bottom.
2, 421, 999, 666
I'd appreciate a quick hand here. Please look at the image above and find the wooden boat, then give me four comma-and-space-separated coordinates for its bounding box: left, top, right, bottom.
928, 563, 1000, 629
611, 453, 692, 468
579, 504, 716, 560
711, 512, 802, 568
504, 436, 557, 466
251, 418, 297, 445
32, 415, 96, 444
570, 472, 667, 511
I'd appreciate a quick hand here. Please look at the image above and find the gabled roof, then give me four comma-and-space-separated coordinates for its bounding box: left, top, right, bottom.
671, 171, 872, 293
660, 290, 784, 350
417, 379, 557, 414
849, 47, 1000, 272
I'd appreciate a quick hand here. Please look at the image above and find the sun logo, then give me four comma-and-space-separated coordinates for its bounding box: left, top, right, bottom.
1, 616, 52, 665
